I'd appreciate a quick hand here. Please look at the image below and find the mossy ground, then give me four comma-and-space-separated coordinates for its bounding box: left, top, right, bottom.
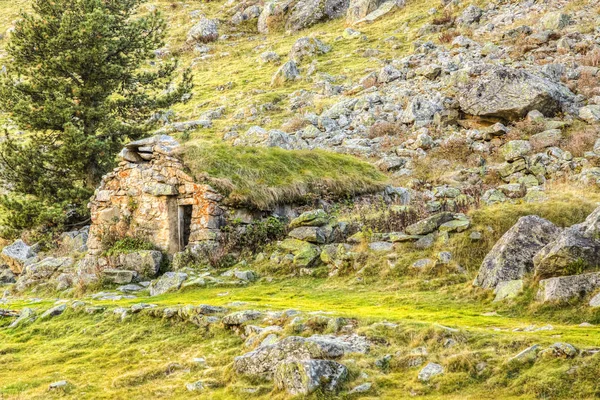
2, 276, 600, 399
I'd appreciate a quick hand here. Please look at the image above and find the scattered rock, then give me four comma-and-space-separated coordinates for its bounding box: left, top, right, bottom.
418, 362, 444, 382
149, 272, 188, 297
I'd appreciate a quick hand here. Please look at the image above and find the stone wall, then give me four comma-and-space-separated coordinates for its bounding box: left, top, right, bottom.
87, 136, 225, 255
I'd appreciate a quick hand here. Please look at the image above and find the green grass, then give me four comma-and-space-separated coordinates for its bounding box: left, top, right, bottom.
181, 141, 387, 209
2, 278, 600, 399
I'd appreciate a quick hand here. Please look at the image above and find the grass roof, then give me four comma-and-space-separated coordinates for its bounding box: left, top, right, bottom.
180, 141, 388, 210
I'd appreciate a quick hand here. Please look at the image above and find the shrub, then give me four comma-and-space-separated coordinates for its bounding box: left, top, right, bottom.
581, 48, 600, 67
562, 124, 597, 157
281, 116, 308, 133
368, 121, 403, 138
439, 30, 459, 44
103, 236, 156, 257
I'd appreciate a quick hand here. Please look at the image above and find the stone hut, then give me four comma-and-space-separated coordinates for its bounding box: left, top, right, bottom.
87, 135, 225, 255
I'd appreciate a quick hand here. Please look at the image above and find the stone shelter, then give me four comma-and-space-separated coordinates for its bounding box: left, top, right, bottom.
87, 135, 225, 255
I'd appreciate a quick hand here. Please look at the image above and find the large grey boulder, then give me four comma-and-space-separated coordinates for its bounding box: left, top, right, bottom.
286, 0, 350, 32
275, 359, 348, 395
271, 61, 301, 86
1, 240, 37, 274
579, 105, 600, 123
474, 216, 561, 289
15, 257, 74, 292
186, 18, 219, 44
352, 0, 402, 24
405, 212, 454, 236
346, 0, 385, 24
234, 334, 366, 379
534, 226, 600, 280
234, 336, 344, 378
113, 250, 162, 278
534, 206, 600, 279
540, 12, 571, 30
501, 140, 532, 162
537, 272, 600, 303
457, 5, 483, 25
400, 96, 443, 125
290, 210, 329, 228
149, 272, 188, 296
456, 66, 575, 120
40, 304, 67, 320
288, 226, 327, 244
222, 310, 263, 326
289, 37, 331, 63
258, 1, 292, 34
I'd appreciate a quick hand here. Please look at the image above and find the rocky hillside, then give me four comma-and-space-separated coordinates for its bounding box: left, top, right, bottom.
2, 0, 600, 398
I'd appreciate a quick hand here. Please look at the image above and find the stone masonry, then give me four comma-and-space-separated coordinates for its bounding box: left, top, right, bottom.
87, 135, 225, 255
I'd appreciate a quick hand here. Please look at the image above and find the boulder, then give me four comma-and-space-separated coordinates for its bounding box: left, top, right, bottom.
501, 140, 532, 162
149, 272, 188, 296
271, 61, 300, 86
233, 126, 305, 150
275, 359, 348, 395
579, 105, 600, 123
545, 343, 577, 358
534, 227, 600, 280
474, 216, 561, 289
222, 310, 263, 326
509, 345, 540, 363
1, 239, 37, 274
405, 212, 454, 236
258, 1, 291, 34
353, 0, 401, 24
40, 304, 67, 320
290, 210, 329, 228
537, 272, 600, 303
534, 207, 600, 279
234, 334, 365, 379
346, 0, 386, 24
418, 362, 444, 382
288, 227, 327, 244
457, 5, 482, 25
9, 307, 36, 328
540, 12, 571, 30
400, 96, 443, 125
286, 0, 350, 32
589, 292, 600, 307
102, 269, 137, 284
456, 66, 575, 120
186, 18, 219, 44
289, 37, 331, 63
529, 129, 562, 149
114, 250, 162, 278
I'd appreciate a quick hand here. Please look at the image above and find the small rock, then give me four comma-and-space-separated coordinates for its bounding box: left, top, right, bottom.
418, 362, 444, 382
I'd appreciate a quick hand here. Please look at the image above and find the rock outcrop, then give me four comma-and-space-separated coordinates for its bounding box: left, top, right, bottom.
456, 66, 576, 120
474, 216, 561, 289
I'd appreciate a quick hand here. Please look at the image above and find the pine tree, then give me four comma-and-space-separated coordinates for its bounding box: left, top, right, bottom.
0, 0, 192, 234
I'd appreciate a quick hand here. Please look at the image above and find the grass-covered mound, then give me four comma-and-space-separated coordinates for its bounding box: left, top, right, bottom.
181, 141, 387, 209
